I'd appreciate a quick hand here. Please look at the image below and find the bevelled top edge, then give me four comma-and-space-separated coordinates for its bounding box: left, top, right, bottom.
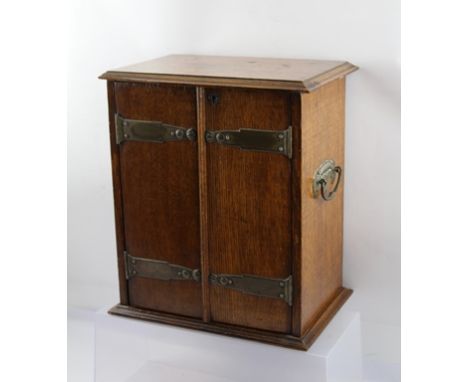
99, 55, 358, 92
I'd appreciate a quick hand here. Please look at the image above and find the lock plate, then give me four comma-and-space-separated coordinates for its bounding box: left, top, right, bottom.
205, 126, 292, 158
124, 252, 201, 282
115, 114, 196, 144
209, 273, 293, 305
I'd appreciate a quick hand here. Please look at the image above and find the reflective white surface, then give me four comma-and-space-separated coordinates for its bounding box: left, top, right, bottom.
68, 283, 400, 382
91, 306, 361, 382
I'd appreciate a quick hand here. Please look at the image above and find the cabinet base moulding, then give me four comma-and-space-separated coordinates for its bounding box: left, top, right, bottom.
109, 287, 352, 351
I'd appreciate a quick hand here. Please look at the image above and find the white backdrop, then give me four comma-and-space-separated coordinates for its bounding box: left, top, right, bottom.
68, 0, 400, 330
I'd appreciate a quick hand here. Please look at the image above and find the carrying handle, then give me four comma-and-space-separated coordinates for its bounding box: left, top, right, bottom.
318, 166, 342, 201
312, 160, 343, 201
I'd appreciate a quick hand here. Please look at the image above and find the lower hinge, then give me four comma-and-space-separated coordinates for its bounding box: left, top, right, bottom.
123, 252, 292, 305
209, 273, 293, 306
124, 252, 201, 282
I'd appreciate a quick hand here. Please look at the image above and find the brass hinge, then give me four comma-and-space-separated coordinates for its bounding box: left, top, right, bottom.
205, 126, 292, 158
115, 114, 197, 144
209, 273, 293, 305
124, 252, 201, 282
123, 252, 292, 305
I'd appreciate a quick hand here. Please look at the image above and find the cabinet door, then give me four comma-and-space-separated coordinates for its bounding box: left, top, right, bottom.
205, 88, 292, 333
114, 83, 202, 318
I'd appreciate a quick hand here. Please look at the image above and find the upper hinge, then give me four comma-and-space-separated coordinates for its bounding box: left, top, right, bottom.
209, 273, 293, 305
205, 126, 292, 158
115, 114, 197, 145
124, 252, 201, 282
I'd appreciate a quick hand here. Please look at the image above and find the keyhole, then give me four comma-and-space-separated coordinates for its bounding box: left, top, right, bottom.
207, 94, 219, 105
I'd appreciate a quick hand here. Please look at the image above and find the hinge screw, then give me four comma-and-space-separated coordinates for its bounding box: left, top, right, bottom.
175, 129, 184, 140
219, 276, 228, 286
186, 128, 196, 141
216, 133, 225, 143
181, 270, 190, 279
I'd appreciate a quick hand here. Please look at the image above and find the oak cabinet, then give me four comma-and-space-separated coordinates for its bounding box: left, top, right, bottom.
100, 55, 358, 350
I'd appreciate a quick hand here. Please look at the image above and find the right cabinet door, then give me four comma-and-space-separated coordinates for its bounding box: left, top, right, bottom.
205, 87, 293, 333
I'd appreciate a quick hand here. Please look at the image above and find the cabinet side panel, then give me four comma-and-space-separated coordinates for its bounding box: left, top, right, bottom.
106, 81, 129, 305
300, 78, 345, 334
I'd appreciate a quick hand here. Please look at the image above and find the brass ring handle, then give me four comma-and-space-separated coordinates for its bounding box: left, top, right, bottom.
319, 166, 342, 201
312, 160, 343, 201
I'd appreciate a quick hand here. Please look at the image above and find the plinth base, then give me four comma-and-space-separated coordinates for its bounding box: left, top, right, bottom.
109, 287, 352, 350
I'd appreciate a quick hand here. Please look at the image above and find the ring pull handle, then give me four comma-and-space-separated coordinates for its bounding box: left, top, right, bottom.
319, 166, 341, 201
312, 160, 343, 201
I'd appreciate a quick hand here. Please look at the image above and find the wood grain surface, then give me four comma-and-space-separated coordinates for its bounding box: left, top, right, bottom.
298, 78, 347, 334
205, 87, 292, 333
103, 59, 357, 349
106, 81, 129, 305
196, 87, 211, 322
100, 55, 358, 92
289, 93, 303, 336
114, 82, 202, 319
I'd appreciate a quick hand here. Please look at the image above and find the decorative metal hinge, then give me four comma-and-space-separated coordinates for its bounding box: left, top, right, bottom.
209, 273, 293, 305
115, 114, 197, 145
124, 252, 201, 282
205, 126, 292, 158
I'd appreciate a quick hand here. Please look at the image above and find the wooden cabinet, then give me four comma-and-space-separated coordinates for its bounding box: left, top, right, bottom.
100, 55, 358, 350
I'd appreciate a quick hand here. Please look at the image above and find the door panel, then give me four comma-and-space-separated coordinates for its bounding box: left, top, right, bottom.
205, 88, 292, 333
115, 83, 202, 318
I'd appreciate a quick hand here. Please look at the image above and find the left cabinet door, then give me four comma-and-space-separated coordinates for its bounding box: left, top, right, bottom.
111, 82, 202, 319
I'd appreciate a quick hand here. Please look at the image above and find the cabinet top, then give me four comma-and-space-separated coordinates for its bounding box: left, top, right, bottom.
99, 55, 357, 92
